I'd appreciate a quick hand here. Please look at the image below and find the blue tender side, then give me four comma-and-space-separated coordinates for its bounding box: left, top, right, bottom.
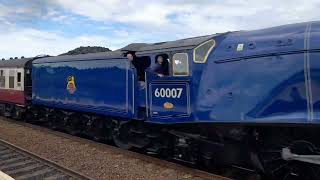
32, 55, 137, 119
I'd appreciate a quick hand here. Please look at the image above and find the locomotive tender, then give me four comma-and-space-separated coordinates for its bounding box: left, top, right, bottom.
1, 21, 320, 179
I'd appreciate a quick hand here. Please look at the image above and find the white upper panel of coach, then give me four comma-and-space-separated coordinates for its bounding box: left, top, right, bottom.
0, 68, 25, 91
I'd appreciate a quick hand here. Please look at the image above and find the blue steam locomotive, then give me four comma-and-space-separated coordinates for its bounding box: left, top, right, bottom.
1, 21, 320, 179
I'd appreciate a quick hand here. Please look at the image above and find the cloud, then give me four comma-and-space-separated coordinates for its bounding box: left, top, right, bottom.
0, 1, 55, 21
0, 0, 320, 58
53, 0, 320, 35
0, 28, 112, 58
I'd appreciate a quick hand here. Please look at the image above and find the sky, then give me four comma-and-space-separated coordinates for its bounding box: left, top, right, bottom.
0, 0, 319, 58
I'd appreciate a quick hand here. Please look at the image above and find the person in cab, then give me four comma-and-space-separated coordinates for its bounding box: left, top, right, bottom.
126, 52, 148, 89
148, 55, 169, 77
127, 52, 145, 81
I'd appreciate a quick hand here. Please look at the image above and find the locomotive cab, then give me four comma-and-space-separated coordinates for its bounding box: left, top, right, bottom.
128, 35, 218, 123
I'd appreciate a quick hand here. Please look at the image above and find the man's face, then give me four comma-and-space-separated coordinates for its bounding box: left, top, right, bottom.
157, 56, 163, 64
127, 54, 134, 62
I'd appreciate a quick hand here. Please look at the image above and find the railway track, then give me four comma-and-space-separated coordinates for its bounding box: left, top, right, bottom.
0, 117, 230, 180
0, 139, 92, 180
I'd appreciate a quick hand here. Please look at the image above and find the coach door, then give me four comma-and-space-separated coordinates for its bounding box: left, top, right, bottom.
146, 52, 191, 123
16, 70, 23, 91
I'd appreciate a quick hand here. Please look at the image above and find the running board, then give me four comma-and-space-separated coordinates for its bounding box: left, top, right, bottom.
282, 148, 320, 165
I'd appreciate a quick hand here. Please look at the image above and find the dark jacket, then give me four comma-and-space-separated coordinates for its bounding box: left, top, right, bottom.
131, 57, 146, 81
148, 63, 168, 76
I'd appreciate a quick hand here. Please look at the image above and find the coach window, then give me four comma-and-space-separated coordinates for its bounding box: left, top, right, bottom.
0, 70, 5, 88
17, 72, 22, 87
9, 70, 14, 89
172, 53, 189, 76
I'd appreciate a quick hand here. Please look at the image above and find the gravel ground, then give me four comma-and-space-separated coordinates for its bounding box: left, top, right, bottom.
0, 118, 225, 180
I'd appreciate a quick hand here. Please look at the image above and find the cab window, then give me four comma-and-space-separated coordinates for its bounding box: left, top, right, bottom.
136, 56, 151, 81
125, 52, 151, 81
193, 39, 216, 63
172, 53, 189, 76
150, 54, 169, 76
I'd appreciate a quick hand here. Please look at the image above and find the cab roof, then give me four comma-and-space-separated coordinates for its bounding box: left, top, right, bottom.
120, 34, 219, 54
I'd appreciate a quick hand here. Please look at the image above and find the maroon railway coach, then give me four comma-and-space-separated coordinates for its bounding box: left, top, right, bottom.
0, 57, 34, 117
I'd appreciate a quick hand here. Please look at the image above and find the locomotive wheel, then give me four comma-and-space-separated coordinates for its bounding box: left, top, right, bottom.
69, 116, 84, 136
47, 111, 64, 130
47, 112, 57, 130
24, 109, 35, 123
88, 118, 110, 141
259, 132, 320, 180
112, 121, 133, 150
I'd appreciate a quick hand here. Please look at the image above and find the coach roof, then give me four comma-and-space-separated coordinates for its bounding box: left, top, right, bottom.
0, 58, 34, 68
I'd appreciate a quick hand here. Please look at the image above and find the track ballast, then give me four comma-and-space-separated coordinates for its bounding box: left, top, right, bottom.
0, 139, 92, 180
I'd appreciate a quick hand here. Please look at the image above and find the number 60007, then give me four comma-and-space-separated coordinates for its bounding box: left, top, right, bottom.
154, 88, 183, 98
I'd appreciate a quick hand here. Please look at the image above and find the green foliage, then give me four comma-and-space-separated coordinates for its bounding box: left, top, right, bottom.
60, 46, 111, 56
